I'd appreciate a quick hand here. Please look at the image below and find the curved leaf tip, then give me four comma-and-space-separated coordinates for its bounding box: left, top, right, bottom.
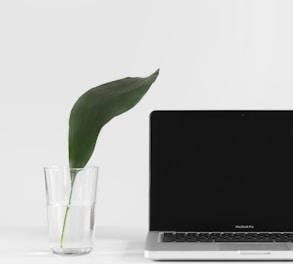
150, 68, 160, 79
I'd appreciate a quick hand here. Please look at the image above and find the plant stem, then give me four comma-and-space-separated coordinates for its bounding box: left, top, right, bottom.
60, 171, 77, 248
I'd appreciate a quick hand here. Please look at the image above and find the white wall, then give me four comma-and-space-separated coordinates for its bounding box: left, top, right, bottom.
1, 0, 293, 227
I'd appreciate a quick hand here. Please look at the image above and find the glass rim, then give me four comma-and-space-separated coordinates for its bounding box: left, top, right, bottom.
44, 165, 99, 170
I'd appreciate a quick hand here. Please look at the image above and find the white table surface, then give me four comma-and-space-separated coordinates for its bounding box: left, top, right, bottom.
0, 225, 286, 264
0, 225, 148, 264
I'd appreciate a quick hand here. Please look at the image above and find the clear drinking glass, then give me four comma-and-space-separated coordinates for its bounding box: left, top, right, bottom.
44, 166, 98, 255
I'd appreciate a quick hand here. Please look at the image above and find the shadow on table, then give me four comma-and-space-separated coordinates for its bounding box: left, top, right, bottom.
122, 240, 147, 262
93, 225, 147, 261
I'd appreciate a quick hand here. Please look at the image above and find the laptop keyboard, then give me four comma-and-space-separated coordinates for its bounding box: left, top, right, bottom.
162, 232, 293, 242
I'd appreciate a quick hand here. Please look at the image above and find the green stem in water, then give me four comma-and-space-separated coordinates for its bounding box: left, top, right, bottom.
60, 170, 77, 248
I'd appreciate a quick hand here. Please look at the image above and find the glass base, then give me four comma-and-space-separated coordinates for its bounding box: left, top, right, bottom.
51, 247, 92, 256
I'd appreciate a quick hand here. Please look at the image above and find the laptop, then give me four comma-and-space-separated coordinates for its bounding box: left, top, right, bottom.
144, 110, 293, 260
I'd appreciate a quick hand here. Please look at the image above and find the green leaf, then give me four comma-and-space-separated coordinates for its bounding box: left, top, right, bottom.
69, 69, 159, 168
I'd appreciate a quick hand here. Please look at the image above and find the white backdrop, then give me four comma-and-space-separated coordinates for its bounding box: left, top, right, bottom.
0, 0, 293, 228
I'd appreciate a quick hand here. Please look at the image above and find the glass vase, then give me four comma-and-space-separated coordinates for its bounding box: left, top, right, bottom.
44, 166, 98, 255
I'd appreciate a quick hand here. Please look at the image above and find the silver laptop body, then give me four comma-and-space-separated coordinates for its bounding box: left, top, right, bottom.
144, 110, 293, 260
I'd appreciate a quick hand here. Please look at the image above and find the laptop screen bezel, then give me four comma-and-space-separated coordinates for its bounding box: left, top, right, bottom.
149, 110, 293, 232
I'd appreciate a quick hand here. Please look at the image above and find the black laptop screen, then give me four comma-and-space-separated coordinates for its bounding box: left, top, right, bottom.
150, 111, 293, 232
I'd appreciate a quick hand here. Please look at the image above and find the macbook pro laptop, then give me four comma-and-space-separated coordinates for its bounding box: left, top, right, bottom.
144, 110, 293, 260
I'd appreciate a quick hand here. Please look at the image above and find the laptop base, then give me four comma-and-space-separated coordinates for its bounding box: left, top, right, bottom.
145, 231, 293, 260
